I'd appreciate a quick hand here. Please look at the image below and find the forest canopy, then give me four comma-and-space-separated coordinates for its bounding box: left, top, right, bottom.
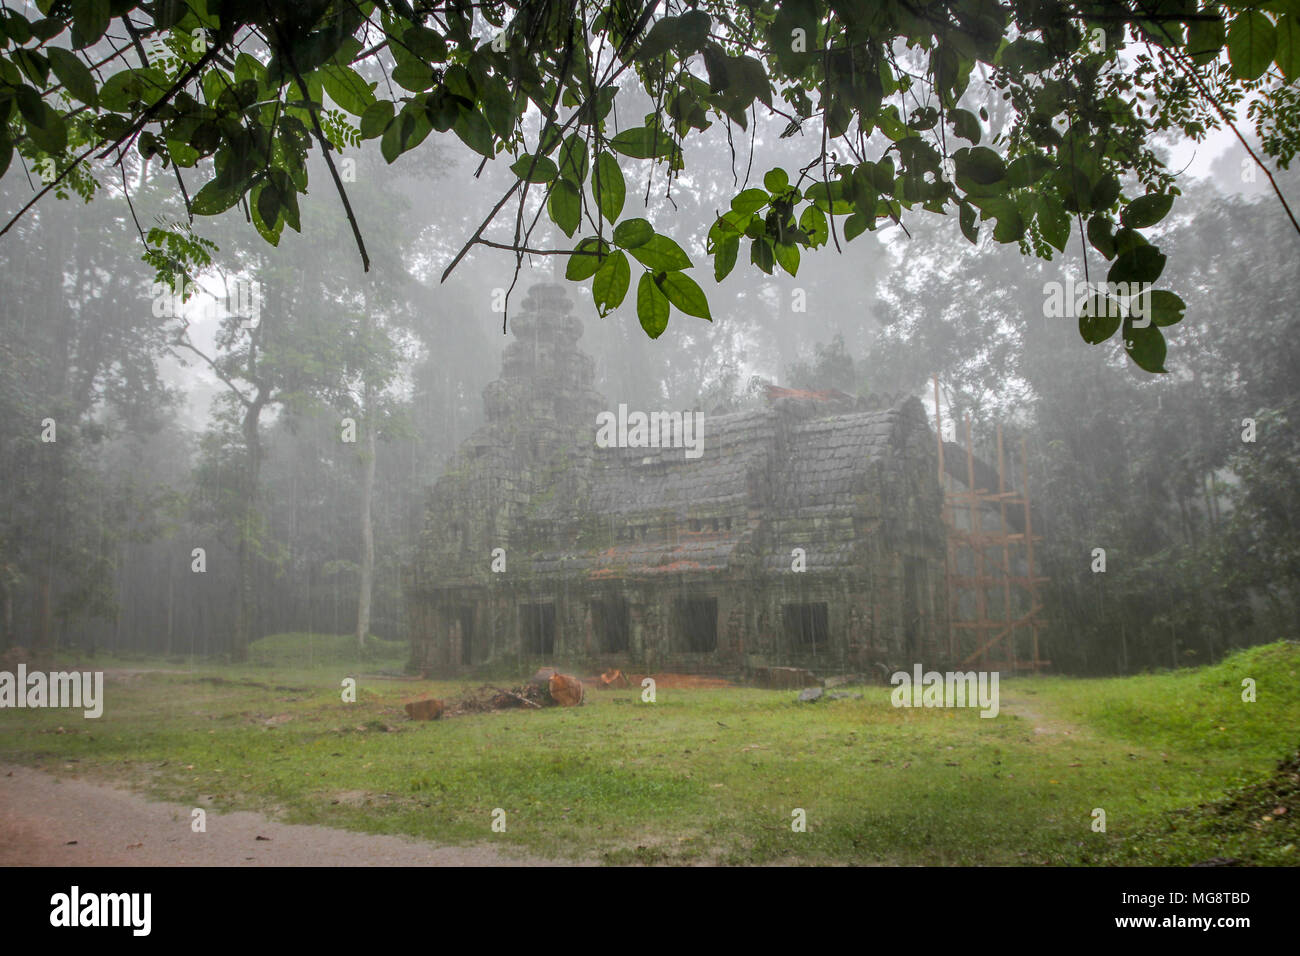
2, 0, 1300, 370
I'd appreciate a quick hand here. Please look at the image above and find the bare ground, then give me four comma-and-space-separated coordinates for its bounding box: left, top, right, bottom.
0, 764, 581, 866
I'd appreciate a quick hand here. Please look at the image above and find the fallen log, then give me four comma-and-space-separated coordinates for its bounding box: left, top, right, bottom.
548, 672, 584, 707
403, 698, 445, 720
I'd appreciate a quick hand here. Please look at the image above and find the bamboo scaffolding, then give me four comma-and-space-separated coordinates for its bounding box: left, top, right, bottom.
931, 379, 1048, 673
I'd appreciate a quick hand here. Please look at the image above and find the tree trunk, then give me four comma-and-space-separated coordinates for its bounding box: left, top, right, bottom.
232, 396, 265, 663
0, 576, 11, 652
355, 385, 377, 649
35, 558, 53, 656
165, 569, 174, 658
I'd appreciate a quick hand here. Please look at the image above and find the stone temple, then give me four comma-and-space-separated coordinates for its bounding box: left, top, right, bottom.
404, 281, 948, 676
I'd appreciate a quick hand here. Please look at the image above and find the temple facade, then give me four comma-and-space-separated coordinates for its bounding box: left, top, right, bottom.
404, 282, 948, 676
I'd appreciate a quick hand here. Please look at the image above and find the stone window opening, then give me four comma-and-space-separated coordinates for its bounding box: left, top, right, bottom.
591, 598, 630, 653
675, 597, 717, 653
456, 606, 476, 665
784, 602, 829, 654
521, 602, 555, 656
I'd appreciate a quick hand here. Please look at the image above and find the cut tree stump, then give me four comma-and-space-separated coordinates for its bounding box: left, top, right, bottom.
548, 673, 584, 707
598, 668, 629, 688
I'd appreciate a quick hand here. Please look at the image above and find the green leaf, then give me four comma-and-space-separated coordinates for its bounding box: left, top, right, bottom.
382, 107, 432, 163
800, 205, 829, 247
278, 182, 301, 233
628, 234, 692, 271
842, 214, 868, 243
637, 272, 670, 338
1092, 174, 1121, 211
13, 49, 50, 87
510, 153, 558, 183
360, 101, 395, 140
1187, 12, 1226, 65
1228, 10, 1276, 81
955, 146, 1005, 185
0, 138, 12, 179
1037, 200, 1070, 252
14, 84, 49, 128
1113, 226, 1149, 257
480, 75, 517, 140
763, 168, 789, 192
959, 201, 978, 243
714, 234, 740, 281
402, 24, 448, 62
565, 237, 610, 281
593, 250, 630, 316
99, 67, 167, 111
635, 16, 685, 63
24, 106, 66, 153
731, 188, 769, 215
676, 10, 713, 53
593, 152, 625, 224
453, 105, 494, 157
1121, 192, 1175, 229
1087, 214, 1117, 259
558, 133, 588, 184
613, 218, 654, 249
1128, 289, 1186, 328
610, 125, 675, 160
1276, 14, 1300, 80
425, 92, 459, 132
659, 271, 712, 320
1006, 154, 1053, 187
990, 202, 1026, 243
750, 236, 775, 274
1123, 320, 1167, 373
47, 48, 97, 106
548, 179, 582, 237
255, 181, 282, 231
1, 11, 33, 44
806, 180, 853, 214
1108, 245, 1166, 285
773, 240, 800, 275
1078, 295, 1123, 344
392, 58, 435, 92
70, 0, 110, 50
191, 179, 242, 216
322, 65, 375, 116
950, 108, 981, 144
381, 111, 412, 163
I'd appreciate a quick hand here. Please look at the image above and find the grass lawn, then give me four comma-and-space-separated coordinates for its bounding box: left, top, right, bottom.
1, 638, 1297, 865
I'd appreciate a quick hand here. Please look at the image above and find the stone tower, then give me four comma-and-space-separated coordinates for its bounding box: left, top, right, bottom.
482, 281, 604, 431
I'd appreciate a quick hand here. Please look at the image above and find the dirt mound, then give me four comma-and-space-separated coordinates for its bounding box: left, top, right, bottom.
447, 682, 549, 716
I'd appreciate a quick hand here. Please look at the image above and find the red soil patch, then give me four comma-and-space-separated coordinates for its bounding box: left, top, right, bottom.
622, 672, 733, 689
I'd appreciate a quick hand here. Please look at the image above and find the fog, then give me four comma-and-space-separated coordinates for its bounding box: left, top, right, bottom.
1, 51, 1296, 681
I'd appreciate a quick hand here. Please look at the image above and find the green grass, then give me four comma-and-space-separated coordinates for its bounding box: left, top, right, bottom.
246, 632, 408, 670
1, 642, 1297, 865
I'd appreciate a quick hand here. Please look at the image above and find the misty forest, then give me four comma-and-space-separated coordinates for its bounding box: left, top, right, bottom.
1, 0, 1300, 868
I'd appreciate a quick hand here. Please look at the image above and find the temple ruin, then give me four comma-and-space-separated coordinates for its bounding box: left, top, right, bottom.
404, 281, 959, 676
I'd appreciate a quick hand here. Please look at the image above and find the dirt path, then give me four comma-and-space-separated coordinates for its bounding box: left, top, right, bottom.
0, 764, 582, 866
998, 689, 1089, 739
